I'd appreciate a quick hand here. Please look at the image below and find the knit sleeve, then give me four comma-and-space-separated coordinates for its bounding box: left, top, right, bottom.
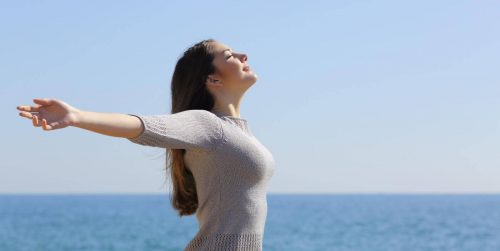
126, 109, 223, 151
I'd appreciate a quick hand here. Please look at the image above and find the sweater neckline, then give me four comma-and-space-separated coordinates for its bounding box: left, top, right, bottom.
211, 111, 247, 122
211, 111, 251, 135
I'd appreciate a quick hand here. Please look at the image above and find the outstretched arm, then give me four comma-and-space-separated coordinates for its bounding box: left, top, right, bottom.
17, 98, 143, 139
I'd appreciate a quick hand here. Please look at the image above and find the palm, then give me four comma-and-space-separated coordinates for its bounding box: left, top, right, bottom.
38, 101, 70, 124
17, 98, 79, 130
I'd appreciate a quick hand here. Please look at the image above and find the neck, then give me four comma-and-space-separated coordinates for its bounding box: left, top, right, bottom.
210, 94, 244, 118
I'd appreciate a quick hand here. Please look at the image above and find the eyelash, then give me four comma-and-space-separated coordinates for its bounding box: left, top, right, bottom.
226, 55, 233, 59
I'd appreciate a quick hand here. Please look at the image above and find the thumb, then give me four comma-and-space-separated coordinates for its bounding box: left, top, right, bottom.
33, 98, 54, 105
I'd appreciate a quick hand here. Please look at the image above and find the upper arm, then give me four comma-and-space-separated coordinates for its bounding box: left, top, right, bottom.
126, 110, 223, 151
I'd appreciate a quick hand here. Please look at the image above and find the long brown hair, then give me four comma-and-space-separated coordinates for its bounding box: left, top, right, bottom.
167, 38, 218, 216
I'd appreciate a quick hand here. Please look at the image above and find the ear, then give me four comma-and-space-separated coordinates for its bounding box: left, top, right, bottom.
206, 74, 223, 87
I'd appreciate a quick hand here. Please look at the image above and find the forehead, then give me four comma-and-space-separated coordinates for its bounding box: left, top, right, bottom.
211, 42, 233, 55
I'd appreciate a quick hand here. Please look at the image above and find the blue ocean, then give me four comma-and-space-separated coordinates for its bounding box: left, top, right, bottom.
1, 194, 499, 251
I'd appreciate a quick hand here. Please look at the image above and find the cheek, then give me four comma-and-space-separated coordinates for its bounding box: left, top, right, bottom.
221, 62, 243, 79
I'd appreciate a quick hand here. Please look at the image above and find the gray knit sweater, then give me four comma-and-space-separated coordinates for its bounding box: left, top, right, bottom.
126, 109, 275, 250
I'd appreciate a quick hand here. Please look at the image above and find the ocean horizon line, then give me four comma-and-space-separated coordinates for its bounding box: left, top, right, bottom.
1, 192, 500, 196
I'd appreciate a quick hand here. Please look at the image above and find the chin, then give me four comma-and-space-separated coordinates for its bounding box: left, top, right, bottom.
239, 71, 258, 85
247, 73, 258, 82
247, 77, 257, 85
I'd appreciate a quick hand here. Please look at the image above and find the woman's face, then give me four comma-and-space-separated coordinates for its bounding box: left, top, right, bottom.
207, 41, 257, 90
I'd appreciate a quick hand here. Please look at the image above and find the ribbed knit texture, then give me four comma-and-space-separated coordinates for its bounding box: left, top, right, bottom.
127, 109, 275, 251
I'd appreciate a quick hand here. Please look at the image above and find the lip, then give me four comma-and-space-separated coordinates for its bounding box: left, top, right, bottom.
243, 65, 251, 72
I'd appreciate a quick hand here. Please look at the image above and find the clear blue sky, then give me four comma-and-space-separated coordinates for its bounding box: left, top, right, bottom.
1, 0, 499, 194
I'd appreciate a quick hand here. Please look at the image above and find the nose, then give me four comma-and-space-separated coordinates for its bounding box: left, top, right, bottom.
239, 53, 248, 63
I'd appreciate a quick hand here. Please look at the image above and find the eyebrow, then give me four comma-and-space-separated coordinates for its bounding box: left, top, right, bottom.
221, 48, 232, 54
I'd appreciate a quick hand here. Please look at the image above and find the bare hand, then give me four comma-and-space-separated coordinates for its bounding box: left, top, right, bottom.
17, 98, 81, 131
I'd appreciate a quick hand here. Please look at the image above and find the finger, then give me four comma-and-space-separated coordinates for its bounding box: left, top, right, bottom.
42, 119, 62, 131
32, 115, 41, 127
42, 119, 50, 130
33, 98, 53, 106
19, 111, 38, 119
48, 121, 63, 130
17, 104, 42, 112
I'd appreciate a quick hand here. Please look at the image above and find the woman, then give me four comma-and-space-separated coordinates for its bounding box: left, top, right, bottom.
16, 39, 275, 250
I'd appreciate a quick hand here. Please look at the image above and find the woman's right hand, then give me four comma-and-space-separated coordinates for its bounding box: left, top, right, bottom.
17, 98, 81, 131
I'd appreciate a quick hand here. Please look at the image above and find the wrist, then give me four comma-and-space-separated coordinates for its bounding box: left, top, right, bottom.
70, 109, 85, 127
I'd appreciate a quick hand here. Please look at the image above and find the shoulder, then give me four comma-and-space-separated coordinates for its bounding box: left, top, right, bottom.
173, 109, 222, 132
127, 109, 223, 150
180, 109, 223, 146
179, 109, 216, 116
174, 109, 220, 122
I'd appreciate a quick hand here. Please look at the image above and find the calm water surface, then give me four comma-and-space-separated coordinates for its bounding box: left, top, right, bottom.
1, 194, 499, 251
